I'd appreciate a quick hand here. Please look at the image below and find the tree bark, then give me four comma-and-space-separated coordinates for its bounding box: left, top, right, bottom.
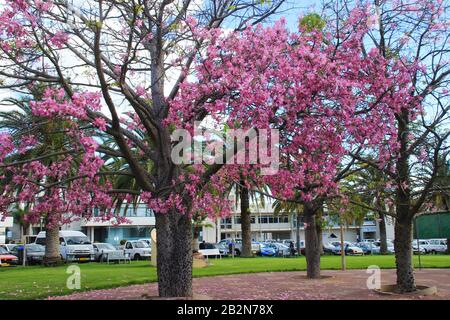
378, 213, 388, 254
393, 107, 417, 292
192, 225, 200, 252
43, 225, 62, 266
394, 219, 416, 292
304, 203, 321, 279
240, 185, 252, 257
155, 210, 193, 297
317, 221, 324, 255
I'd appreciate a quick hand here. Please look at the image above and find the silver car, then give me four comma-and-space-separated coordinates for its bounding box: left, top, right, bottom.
11, 244, 45, 265
93, 243, 120, 262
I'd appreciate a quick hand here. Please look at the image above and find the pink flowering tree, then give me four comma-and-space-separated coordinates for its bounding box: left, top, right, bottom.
0, 85, 120, 264
0, 0, 286, 297
172, 10, 417, 279
322, 0, 449, 292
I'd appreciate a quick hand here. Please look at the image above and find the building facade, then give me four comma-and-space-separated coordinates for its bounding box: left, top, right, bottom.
198, 201, 392, 245
0, 216, 13, 244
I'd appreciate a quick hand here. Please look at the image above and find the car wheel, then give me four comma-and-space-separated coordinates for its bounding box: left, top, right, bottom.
134, 254, 141, 260
234, 249, 241, 256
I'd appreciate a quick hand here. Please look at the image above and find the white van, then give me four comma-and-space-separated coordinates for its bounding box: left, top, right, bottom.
35, 230, 95, 262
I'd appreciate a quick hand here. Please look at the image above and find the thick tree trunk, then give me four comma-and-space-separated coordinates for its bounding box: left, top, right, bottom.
394, 219, 416, 292
393, 107, 416, 293
156, 210, 193, 297
240, 185, 252, 257
304, 203, 321, 279
378, 213, 388, 254
43, 225, 62, 266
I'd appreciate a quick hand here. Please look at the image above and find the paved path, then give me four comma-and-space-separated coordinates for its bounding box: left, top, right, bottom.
49, 268, 450, 300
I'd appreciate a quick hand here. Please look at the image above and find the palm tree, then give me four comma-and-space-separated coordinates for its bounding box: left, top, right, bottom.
0, 87, 78, 265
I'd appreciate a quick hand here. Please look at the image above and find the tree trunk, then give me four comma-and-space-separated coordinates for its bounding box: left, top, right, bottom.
304, 203, 321, 279
317, 221, 324, 255
394, 219, 416, 292
192, 225, 200, 252
393, 107, 416, 292
296, 212, 301, 255
378, 213, 388, 254
240, 185, 252, 257
156, 210, 193, 297
43, 225, 62, 266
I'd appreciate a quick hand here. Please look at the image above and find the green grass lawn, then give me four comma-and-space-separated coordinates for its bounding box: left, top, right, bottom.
1, 254, 449, 300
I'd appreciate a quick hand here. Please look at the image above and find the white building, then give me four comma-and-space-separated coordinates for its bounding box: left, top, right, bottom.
64, 204, 155, 245
0, 216, 13, 244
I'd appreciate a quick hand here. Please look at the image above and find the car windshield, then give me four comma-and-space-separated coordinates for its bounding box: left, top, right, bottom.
65, 236, 91, 245
0, 247, 8, 254
27, 244, 44, 252
97, 243, 115, 250
134, 241, 149, 248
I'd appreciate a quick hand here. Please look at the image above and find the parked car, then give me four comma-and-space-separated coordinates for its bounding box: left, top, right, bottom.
412, 239, 432, 254
0, 244, 18, 253
198, 243, 225, 258
257, 243, 277, 256
323, 242, 337, 254
35, 230, 95, 262
218, 239, 259, 256
11, 244, 45, 265
267, 242, 290, 257
138, 238, 152, 246
93, 243, 121, 262
331, 241, 364, 255
427, 239, 447, 254
215, 242, 229, 256
358, 241, 394, 254
0, 246, 18, 266
412, 242, 427, 254
354, 242, 378, 254
124, 240, 151, 260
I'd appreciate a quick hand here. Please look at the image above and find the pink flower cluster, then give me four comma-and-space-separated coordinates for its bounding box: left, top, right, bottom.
168, 12, 418, 204
30, 88, 101, 119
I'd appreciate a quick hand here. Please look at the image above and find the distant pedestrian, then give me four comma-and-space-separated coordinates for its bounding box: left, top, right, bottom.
228, 241, 234, 256
289, 241, 295, 256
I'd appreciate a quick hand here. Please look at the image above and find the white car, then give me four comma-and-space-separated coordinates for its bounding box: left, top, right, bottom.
124, 240, 151, 260
93, 243, 121, 262
427, 239, 447, 254
0, 244, 18, 253
35, 230, 95, 262
412, 239, 433, 253
412, 242, 427, 254
331, 241, 364, 255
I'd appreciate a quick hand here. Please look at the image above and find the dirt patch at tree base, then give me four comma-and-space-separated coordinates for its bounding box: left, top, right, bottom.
290, 275, 334, 280
374, 284, 437, 296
